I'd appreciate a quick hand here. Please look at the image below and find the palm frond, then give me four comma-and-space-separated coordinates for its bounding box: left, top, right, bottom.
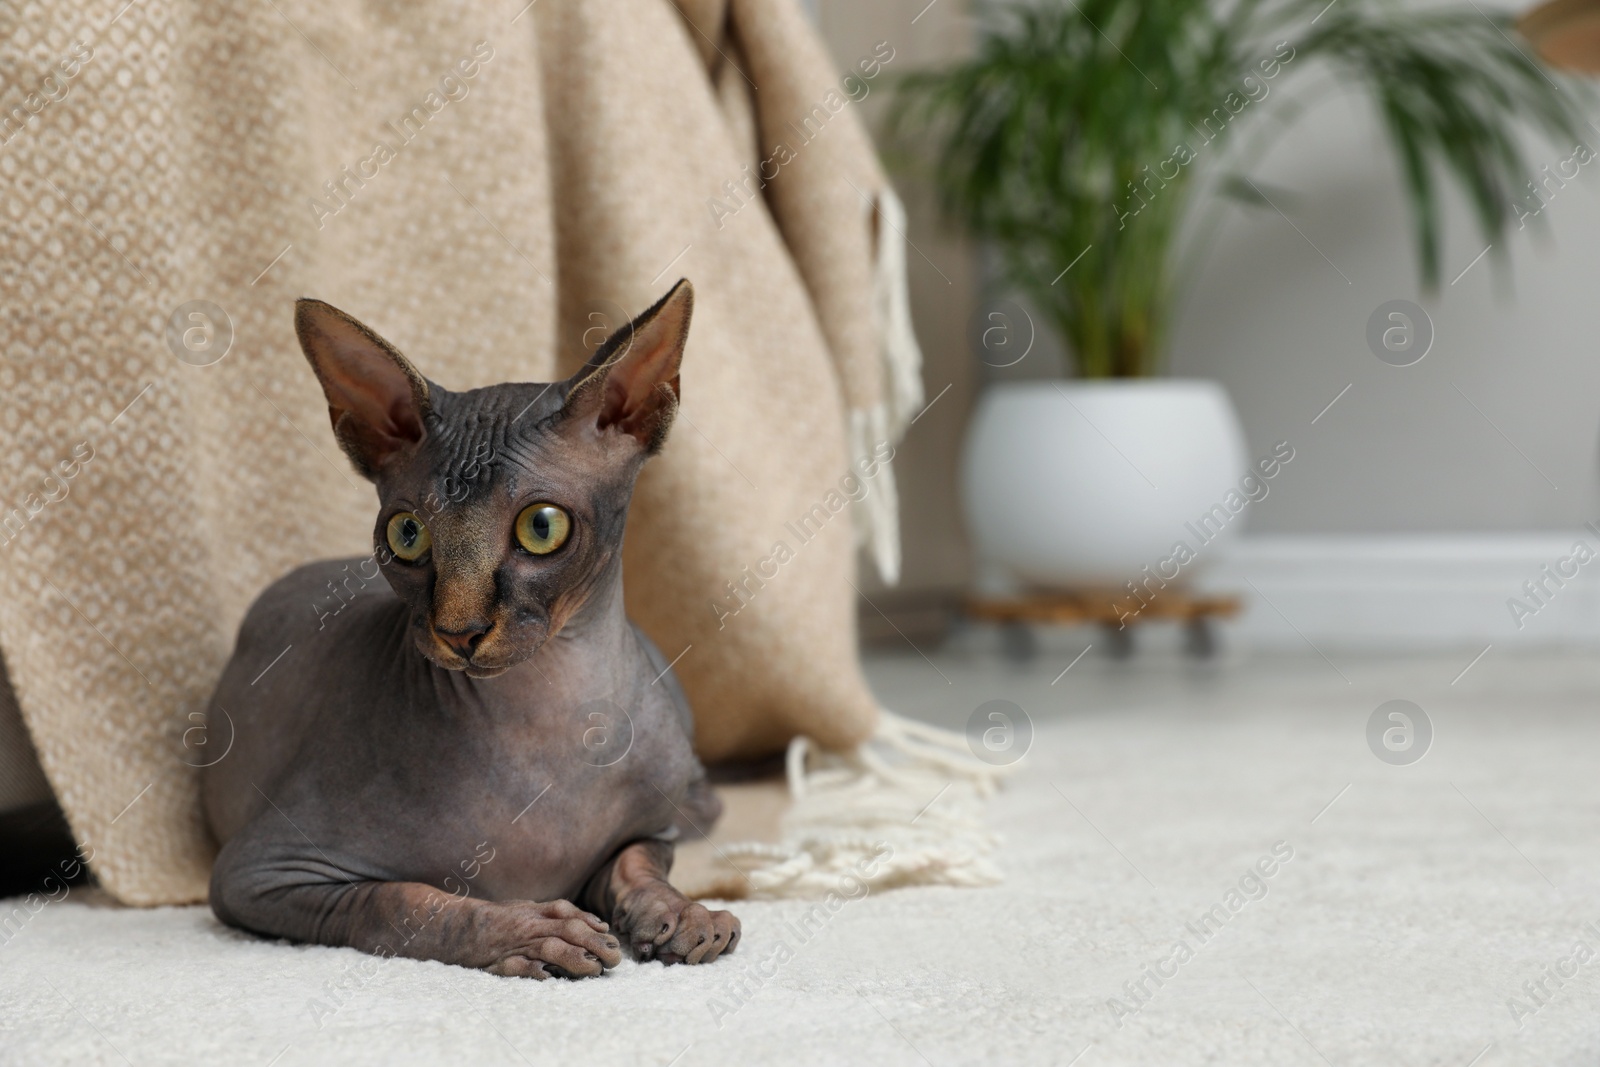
889, 0, 1592, 377
1295, 7, 1586, 285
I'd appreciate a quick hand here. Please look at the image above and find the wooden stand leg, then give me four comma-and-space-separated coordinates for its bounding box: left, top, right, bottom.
1184, 618, 1217, 659
1101, 622, 1134, 660
1000, 621, 1038, 662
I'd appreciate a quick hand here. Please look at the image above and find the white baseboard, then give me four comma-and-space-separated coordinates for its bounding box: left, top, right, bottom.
1196, 534, 1600, 649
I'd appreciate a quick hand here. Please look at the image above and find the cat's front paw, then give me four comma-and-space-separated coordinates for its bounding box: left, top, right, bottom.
655, 902, 740, 965
619, 885, 740, 965
485, 899, 624, 979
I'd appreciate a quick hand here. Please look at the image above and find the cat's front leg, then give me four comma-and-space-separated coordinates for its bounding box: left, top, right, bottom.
210, 834, 623, 978
583, 838, 740, 964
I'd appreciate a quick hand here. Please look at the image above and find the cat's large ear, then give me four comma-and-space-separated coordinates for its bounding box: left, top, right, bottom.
295, 299, 431, 479
559, 279, 693, 454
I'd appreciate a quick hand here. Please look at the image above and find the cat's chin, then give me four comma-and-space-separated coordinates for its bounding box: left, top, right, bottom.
417, 644, 523, 679
463, 664, 512, 680
417, 631, 543, 678
423, 651, 518, 679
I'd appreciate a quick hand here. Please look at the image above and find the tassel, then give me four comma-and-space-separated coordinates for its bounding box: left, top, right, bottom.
847, 184, 925, 585
723, 710, 1015, 898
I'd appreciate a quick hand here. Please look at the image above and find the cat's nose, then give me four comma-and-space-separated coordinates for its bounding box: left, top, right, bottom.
435, 621, 491, 658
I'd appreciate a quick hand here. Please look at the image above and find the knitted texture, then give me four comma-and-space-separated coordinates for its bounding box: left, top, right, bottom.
0, 0, 918, 904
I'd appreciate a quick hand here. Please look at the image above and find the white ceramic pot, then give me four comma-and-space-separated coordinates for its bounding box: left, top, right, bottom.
961, 379, 1249, 588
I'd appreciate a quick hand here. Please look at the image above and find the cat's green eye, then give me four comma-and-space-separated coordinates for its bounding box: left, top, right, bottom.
515, 504, 570, 555
386, 512, 431, 562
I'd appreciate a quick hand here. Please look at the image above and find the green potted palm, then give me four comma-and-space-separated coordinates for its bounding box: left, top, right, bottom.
894, 0, 1588, 589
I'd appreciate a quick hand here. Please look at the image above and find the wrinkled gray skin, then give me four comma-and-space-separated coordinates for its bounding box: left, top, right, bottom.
203, 280, 740, 978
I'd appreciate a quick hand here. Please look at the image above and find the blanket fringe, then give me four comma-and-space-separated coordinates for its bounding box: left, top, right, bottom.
848, 185, 925, 586
725, 710, 1014, 898
872, 187, 926, 440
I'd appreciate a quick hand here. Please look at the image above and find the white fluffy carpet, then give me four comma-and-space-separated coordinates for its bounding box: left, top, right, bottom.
5, 650, 1600, 1066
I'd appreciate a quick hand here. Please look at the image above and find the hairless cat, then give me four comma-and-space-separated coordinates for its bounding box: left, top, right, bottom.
203, 280, 740, 978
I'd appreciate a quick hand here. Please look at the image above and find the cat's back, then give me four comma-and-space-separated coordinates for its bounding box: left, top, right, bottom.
236, 557, 395, 648
203, 557, 405, 841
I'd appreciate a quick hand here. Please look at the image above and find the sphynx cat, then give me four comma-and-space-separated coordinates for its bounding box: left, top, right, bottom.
203, 280, 740, 978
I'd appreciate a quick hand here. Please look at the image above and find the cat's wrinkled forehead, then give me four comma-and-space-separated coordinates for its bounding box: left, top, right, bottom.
410, 381, 571, 495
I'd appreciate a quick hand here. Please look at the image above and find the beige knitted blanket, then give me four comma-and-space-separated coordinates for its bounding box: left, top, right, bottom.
0, 0, 924, 904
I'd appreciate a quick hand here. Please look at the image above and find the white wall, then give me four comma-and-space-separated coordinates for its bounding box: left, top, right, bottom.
1170, 51, 1600, 536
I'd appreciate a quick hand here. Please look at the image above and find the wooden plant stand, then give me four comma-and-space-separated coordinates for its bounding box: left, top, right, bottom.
965, 588, 1243, 660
